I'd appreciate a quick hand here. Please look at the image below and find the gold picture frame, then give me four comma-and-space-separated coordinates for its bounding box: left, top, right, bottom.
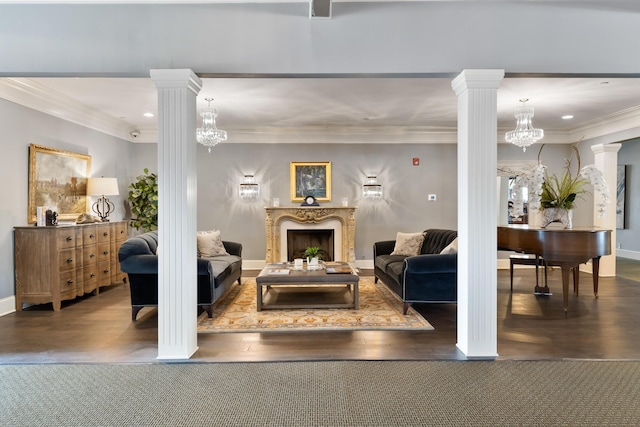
28, 144, 92, 223
290, 161, 331, 203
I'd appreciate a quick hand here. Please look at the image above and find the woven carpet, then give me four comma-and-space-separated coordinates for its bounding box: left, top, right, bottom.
197, 277, 433, 333
2, 360, 640, 426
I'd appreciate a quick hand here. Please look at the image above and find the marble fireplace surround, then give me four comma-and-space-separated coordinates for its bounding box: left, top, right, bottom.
265, 207, 356, 263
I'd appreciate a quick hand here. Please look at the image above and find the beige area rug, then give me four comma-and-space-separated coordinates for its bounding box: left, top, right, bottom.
198, 277, 433, 333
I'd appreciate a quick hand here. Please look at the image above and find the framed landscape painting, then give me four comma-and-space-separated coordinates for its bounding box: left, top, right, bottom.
28, 144, 92, 223
290, 161, 331, 203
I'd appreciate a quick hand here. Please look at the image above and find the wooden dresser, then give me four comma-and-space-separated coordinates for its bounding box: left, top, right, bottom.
14, 221, 128, 311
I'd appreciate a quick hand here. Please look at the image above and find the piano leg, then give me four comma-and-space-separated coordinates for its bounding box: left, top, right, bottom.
592, 257, 601, 298
561, 266, 572, 312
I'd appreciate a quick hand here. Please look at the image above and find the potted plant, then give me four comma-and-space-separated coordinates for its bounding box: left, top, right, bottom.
128, 168, 158, 232
304, 246, 322, 266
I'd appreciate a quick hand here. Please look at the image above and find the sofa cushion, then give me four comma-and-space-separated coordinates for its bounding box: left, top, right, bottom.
197, 230, 229, 257
440, 237, 458, 254
374, 254, 407, 272
386, 261, 406, 286
390, 232, 425, 256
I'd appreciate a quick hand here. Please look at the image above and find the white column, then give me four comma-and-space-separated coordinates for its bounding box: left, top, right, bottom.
591, 143, 621, 277
150, 69, 202, 359
452, 69, 504, 359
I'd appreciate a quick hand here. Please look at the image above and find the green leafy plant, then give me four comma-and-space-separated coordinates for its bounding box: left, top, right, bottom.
128, 168, 158, 231
539, 145, 588, 210
304, 246, 322, 259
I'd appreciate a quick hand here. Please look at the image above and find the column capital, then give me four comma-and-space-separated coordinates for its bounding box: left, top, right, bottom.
591, 143, 622, 155
451, 69, 505, 95
150, 69, 202, 95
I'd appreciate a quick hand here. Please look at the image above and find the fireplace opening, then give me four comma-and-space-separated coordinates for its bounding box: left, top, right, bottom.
287, 229, 334, 262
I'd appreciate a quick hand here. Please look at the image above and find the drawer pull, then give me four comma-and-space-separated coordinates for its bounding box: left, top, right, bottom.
90, 253, 95, 258
103, 232, 109, 237
67, 279, 73, 285
103, 250, 109, 255
103, 268, 110, 273
90, 273, 96, 278
66, 236, 73, 241
66, 258, 73, 264
89, 234, 95, 239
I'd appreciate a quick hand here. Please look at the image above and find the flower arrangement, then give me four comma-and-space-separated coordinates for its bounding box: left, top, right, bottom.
511, 144, 609, 219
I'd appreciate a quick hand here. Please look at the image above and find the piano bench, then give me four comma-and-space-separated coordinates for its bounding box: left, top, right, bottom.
509, 254, 541, 291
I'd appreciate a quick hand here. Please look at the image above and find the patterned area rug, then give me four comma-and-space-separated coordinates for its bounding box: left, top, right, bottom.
198, 277, 433, 333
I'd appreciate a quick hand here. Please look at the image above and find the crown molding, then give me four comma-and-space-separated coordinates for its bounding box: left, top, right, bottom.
0, 78, 138, 142
568, 105, 640, 143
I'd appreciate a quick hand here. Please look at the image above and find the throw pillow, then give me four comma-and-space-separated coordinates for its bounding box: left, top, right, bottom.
390, 231, 426, 256
440, 237, 458, 254
197, 230, 229, 257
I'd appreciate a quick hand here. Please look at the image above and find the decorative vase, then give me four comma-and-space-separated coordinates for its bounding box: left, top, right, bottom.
541, 207, 573, 229
307, 256, 319, 267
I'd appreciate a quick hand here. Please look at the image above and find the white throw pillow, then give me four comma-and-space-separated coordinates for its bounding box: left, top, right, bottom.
197, 230, 229, 257
390, 232, 425, 256
440, 237, 458, 254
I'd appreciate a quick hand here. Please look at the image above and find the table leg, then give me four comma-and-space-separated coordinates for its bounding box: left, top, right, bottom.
256, 283, 263, 311
353, 281, 359, 310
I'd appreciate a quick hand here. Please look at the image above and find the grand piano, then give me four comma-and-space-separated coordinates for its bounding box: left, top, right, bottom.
497, 225, 612, 312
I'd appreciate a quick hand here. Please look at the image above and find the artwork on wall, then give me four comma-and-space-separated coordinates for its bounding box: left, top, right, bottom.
617, 164, 627, 229
28, 144, 92, 223
290, 161, 331, 203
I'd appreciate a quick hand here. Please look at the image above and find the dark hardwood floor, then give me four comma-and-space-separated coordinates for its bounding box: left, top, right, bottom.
1, 260, 639, 364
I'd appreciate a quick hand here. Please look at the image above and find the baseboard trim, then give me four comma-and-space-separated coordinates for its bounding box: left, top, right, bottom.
0, 295, 16, 317
618, 249, 640, 261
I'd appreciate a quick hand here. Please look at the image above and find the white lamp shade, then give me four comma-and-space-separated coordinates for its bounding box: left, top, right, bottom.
87, 177, 119, 196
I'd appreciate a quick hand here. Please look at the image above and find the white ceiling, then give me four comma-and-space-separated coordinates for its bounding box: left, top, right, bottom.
9, 75, 640, 144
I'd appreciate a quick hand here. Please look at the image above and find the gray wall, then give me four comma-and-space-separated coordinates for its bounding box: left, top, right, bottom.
0, 99, 134, 300
617, 139, 640, 252
134, 142, 458, 261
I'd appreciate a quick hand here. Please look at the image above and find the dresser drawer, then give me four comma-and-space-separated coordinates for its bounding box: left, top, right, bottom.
96, 225, 112, 244
57, 228, 77, 249
97, 261, 112, 287
59, 270, 76, 293
83, 245, 97, 264
83, 226, 98, 246
114, 222, 127, 242
97, 242, 111, 263
58, 248, 77, 271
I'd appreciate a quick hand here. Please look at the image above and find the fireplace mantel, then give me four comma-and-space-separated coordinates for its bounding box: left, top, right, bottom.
265, 206, 356, 263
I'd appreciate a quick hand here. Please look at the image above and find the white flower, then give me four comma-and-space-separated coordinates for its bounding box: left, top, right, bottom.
580, 165, 610, 218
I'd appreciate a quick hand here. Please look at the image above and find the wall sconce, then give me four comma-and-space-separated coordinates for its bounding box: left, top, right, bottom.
239, 175, 260, 201
86, 177, 119, 221
362, 175, 383, 199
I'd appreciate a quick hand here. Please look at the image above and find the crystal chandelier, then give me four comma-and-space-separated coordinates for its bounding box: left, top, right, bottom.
196, 97, 227, 152
505, 99, 544, 152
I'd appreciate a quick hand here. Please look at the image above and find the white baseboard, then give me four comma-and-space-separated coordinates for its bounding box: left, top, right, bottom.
617, 249, 640, 261
0, 295, 16, 317
355, 259, 374, 270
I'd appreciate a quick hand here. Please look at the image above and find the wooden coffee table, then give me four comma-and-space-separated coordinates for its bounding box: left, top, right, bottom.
256, 262, 359, 311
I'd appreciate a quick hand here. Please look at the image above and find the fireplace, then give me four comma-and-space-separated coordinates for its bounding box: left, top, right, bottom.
287, 229, 334, 261
264, 207, 356, 263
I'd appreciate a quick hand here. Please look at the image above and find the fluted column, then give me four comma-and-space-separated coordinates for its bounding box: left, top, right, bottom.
150, 69, 202, 360
591, 143, 621, 277
452, 69, 504, 359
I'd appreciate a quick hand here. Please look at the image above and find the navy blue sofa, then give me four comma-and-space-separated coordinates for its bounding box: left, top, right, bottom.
118, 231, 242, 320
374, 229, 457, 314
